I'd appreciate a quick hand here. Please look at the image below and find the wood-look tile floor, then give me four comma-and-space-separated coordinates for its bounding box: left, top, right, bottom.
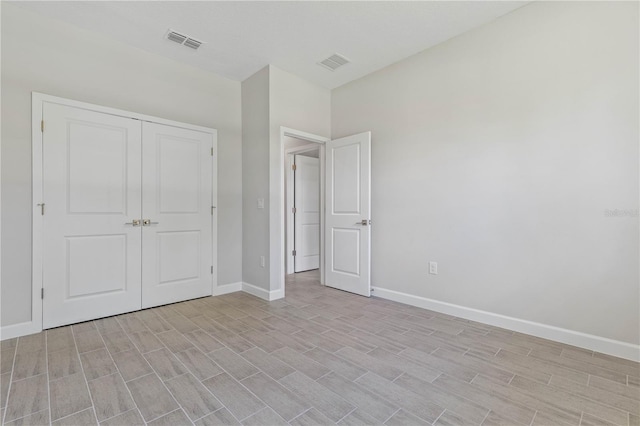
1, 270, 638, 426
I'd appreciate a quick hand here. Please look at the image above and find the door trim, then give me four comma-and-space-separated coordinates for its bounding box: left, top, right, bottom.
273, 127, 329, 297
28, 92, 217, 336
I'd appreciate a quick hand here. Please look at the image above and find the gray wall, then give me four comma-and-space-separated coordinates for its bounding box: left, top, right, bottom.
241, 66, 330, 292
1, 4, 243, 326
269, 66, 331, 291
332, 1, 639, 344
241, 67, 271, 290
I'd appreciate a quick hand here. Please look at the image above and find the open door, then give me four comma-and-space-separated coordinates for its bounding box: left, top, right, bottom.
325, 132, 371, 296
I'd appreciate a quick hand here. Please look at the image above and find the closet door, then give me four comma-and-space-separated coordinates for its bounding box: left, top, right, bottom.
141, 122, 213, 308
42, 103, 142, 329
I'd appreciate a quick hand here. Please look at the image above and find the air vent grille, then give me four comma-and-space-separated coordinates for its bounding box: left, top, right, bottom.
183, 38, 202, 50
166, 29, 204, 50
167, 31, 187, 44
318, 53, 350, 71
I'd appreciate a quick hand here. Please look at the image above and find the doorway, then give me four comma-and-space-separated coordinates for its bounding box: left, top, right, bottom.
278, 128, 328, 295
285, 141, 321, 275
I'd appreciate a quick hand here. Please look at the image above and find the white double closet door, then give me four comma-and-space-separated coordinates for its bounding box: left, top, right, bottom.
42, 103, 214, 329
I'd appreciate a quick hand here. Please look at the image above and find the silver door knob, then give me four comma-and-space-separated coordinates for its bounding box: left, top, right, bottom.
125, 219, 141, 226
142, 219, 159, 226
360, 219, 371, 226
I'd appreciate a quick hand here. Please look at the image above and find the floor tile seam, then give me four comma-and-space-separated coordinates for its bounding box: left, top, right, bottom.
124, 368, 182, 421
353, 371, 448, 424
91, 322, 145, 424
111, 350, 156, 384
70, 325, 101, 425
498, 348, 576, 377
6, 371, 48, 385
333, 347, 404, 380
240, 406, 275, 424
526, 352, 635, 383
237, 371, 318, 423
286, 406, 315, 425
433, 408, 450, 425
379, 407, 402, 425
49, 406, 94, 425
163, 367, 227, 421
332, 406, 357, 425
277, 370, 358, 419
144, 407, 189, 425
11, 349, 51, 383
2, 408, 49, 426
498, 377, 620, 425
509, 372, 637, 418
189, 405, 236, 425
186, 353, 269, 424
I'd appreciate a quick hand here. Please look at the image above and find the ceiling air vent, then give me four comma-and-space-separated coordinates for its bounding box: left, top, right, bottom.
166, 29, 204, 50
318, 53, 350, 71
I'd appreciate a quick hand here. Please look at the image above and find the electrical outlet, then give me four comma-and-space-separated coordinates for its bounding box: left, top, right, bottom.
260, 256, 265, 268
429, 261, 438, 275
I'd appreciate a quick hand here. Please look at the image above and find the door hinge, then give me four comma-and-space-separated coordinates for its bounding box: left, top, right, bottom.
37, 203, 45, 215
292, 164, 297, 171
41, 120, 44, 132
211, 266, 213, 274
211, 206, 216, 215
41, 288, 44, 299
292, 207, 297, 214
292, 250, 296, 256
210, 147, 214, 156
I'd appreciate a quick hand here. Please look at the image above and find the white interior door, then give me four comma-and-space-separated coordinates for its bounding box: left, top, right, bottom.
294, 155, 320, 272
141, 122, 213, 308
42, 103, 142, 329
324, 132, 371, 296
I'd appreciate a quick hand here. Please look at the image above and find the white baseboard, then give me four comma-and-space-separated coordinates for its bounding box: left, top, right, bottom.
212, 282, 243, 296
1, 320, 41, 341
242, 282, 285, 301
372, 286, 640, 362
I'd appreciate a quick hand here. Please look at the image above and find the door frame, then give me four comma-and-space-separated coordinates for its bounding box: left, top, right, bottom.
30, 92, 217, 336
285, 143, 322, 275
272, 127, 329, 297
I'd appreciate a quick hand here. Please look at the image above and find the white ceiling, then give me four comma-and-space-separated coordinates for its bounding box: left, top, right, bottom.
13, 1, 529, 89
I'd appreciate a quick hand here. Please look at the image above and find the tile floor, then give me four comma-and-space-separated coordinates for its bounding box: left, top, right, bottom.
1, 271, 638, 425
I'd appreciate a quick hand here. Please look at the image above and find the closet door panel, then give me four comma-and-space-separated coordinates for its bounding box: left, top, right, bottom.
42, 103, 142, 329
141, 122, 213, 308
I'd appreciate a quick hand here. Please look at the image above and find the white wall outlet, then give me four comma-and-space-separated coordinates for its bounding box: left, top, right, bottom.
257, 198, 265, 209
260, 256, 265, 268
429, 261, 438, 275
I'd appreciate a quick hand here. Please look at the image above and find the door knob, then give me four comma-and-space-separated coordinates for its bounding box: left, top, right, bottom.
142, 219, 159, 226
125, 219, 141, 226
360, 219, 371, 226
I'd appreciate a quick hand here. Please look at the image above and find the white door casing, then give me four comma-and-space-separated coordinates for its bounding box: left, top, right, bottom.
294, 155, 320, 272
324, 132, 372, 296
141, 122, 214, 308
42, 103, 143, 328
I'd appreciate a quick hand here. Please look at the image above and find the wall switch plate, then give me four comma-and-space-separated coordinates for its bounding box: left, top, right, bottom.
260, 256, 265, 268
257, 198, 265, 209
429, 261, 438, 275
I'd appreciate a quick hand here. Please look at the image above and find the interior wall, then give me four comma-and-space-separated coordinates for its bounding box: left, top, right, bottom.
241, 67, 271, 290
1, 3, 243, 327
269, 66, 331, 293
331, 1, 639, 345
